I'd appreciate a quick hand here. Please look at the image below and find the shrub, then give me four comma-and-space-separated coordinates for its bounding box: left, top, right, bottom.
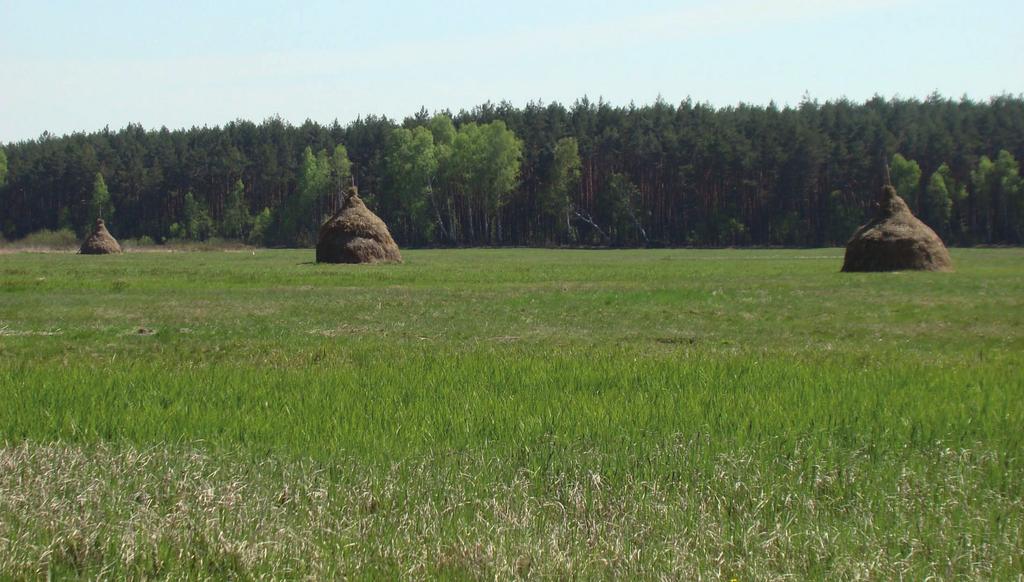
10, 228, 79, 250
122, 236, 156, 249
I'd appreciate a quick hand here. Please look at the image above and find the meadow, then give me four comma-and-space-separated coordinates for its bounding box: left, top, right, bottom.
0, 248, 1022, 579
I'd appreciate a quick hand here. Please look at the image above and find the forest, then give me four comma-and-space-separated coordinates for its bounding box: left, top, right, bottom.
1, 94, 1022, 248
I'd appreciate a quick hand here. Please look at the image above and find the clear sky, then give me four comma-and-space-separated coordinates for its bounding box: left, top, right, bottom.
1, 0, 1021, 142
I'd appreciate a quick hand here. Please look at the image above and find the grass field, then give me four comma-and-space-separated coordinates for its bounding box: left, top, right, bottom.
1, 248, 1022, 579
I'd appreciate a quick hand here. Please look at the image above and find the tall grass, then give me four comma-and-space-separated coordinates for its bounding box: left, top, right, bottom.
1, 346, 1020, 463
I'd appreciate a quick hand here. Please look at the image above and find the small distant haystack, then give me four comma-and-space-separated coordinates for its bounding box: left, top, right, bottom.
842, 186, 951, 272
79, 218, 122, 255
316, 187, 402, 264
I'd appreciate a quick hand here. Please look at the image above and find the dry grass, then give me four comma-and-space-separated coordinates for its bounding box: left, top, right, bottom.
1, 442, 1020, 579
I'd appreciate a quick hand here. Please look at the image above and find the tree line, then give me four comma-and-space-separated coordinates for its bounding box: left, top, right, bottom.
1, 94, 1022, 247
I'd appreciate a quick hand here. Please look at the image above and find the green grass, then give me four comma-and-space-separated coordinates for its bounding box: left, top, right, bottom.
1, 248, 1022, 579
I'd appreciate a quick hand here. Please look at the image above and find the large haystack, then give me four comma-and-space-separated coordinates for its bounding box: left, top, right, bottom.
842, 186, 951, 272
316, 187, 402, 264
79, 218, 122, 255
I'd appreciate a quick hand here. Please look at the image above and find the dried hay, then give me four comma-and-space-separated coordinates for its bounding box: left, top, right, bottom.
842, 186, 951, 272
79, 219, 122, 255
316, 188, 402, 264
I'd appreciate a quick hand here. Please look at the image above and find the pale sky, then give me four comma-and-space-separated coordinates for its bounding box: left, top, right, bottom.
1, 0, 1022, 143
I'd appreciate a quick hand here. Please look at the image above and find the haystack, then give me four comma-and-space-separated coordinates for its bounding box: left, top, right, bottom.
316, 187, 402, 264
841, 186, 951, 272
79, 218, 122, 255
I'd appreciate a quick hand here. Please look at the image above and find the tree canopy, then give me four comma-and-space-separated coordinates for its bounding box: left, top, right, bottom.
2, 95, 1023, 247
